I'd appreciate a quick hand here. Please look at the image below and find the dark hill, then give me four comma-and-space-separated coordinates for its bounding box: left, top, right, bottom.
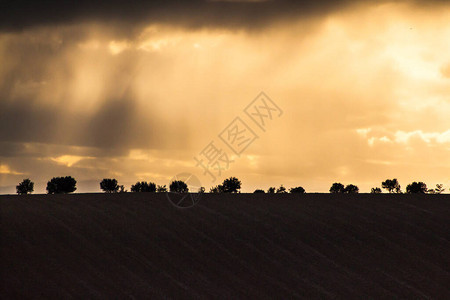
1, 193, 449, 298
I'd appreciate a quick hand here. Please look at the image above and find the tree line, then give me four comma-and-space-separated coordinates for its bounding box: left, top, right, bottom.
15, 176, 446, 195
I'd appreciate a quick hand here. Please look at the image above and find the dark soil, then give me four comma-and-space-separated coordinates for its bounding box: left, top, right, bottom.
1, 193, 449, 299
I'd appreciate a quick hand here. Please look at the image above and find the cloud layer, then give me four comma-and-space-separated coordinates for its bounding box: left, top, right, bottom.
2, 0, 449, 32
0, 0, 356, 31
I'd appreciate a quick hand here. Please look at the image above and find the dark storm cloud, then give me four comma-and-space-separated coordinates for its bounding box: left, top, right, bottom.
0, 0, 369, 32
3, 0, 448, 32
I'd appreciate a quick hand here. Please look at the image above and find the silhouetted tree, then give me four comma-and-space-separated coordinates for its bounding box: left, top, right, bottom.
329, 182, 345, 193
130, 182, 141, 192
254, 189, 265, 193
118, 185, 126, 193
170, 180, 188, 193
382, 178, 401, 193
46, 176, 77, 194
371, 187, 382, 194
406, 182, 427, 194
210, 185, 224, 193
267, 187, 276, 193
427, 184, 445, 194
100, 178, 120, 193
198, 187, 206, 193
276, 185, 287, 193
222, 177, 241, 193
16, 178, 34, 195
434, 184, 445, 194
131, 181, 156, 192
344, 184, 359, 193
290, 186, 305, 193
156, 185, 167, 192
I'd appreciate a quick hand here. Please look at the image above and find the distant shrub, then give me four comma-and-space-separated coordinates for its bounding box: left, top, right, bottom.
436, 184, 445, 194
329, 182, 345, 193
406, 182, 427, 194
344, 184, 359, 194
382, 178, 401, 193
371, 187, 382, 194
46, 176, 77, 194
253, 189, 265, 193
276, 185, 287, 193
290, 186, 305, 193
131, 181, 156, 192
222, 177, 241, 193
267, 187, 276, 193
100, 178, 120, 193
156, 185, 167, 192
209, 185, 224, 193
169, 180, 188, 193
16, 178, 34, 195
427, 184, 445, 194
198, 187, 206, 193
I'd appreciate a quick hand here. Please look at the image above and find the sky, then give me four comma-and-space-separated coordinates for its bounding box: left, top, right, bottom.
0, 0, 449, 193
